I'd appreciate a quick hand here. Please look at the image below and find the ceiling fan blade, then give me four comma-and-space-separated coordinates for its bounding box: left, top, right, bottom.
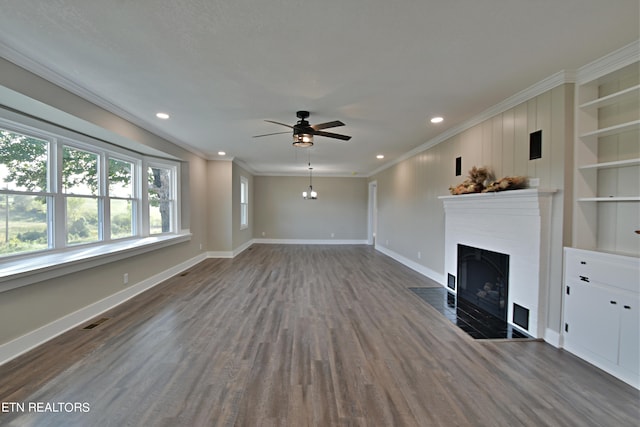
311, 120, 345, 131
252, 131, 291, 138
313, 130, 351, 141
264, 120, 293, 129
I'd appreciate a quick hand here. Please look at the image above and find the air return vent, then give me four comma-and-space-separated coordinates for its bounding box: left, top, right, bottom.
83, 317, 110, 330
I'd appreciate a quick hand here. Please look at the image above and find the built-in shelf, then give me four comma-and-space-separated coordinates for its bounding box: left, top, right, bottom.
571, 41, 639, 256
578, 158, 640, 170
580, 120, 640, 139
579, 84, 640, 110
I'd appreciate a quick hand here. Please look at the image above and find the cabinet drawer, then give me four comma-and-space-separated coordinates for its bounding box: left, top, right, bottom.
565, 249, 640, 292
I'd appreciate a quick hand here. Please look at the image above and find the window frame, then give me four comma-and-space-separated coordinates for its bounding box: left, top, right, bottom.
145, 160, 179, 236
240, 175, 248, 230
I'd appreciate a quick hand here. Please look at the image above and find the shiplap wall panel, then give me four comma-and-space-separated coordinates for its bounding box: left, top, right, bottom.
502, 110, 515, 177
492, 115, 504, 178
514, 102, 529, 176
373, 84, 572, 335
537, 90, 552, 186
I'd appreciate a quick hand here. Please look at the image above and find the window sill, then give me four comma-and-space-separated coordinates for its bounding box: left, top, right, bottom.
0, 232, 192, 293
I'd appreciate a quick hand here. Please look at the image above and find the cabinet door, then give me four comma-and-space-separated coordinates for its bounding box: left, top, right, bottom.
618, 291, 640, 375
565, 282, 619, 364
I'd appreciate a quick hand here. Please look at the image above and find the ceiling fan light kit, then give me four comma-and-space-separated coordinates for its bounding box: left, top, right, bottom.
293, 132, 314, 147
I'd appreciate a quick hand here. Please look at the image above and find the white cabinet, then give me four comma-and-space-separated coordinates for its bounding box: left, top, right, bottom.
573, 42, 639, 256
563, 248, 640, 388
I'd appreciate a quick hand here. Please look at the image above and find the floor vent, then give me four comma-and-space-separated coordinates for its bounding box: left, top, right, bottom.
83, 317, 110, 330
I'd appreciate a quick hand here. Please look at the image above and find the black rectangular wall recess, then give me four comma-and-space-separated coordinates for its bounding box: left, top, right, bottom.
447, 273, 456, 291
529, 130, 542, 160
455, 157, 462, 176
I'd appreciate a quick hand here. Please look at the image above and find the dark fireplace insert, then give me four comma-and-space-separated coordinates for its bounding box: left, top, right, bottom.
457, 244, 509, 322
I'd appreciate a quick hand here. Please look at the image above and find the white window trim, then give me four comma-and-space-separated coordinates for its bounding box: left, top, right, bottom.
240, 175, 248, 230
144, 159, 180, 236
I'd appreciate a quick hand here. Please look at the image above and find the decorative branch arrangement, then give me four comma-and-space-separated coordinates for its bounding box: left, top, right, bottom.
449, 166, 528, 195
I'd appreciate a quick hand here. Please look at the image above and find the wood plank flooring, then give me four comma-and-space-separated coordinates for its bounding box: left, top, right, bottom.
0, 244, 638, 426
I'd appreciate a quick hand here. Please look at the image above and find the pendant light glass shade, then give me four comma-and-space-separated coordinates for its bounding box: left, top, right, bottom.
302, 162, 317, 199
293, 133, 314, 147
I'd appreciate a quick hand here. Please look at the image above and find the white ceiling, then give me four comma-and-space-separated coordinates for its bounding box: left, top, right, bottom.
0, 1, 638, 176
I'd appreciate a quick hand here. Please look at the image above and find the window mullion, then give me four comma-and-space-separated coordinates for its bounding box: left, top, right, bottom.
100, 153, 108, 242
140, 162, 150, 237
51, 141, 66, 249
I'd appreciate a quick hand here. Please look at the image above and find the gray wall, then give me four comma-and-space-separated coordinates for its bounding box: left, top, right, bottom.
372, 84, 574, 334
206, 160, 233, 252
253, 176, 368, 241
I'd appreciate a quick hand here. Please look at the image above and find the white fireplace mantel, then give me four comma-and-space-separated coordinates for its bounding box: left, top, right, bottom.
438, 188, 556, 338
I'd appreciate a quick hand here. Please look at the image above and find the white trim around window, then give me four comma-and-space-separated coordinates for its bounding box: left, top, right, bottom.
240, 175, 248, 230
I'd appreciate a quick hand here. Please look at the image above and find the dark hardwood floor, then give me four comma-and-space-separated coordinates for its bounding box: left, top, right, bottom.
0, 244, 638, 426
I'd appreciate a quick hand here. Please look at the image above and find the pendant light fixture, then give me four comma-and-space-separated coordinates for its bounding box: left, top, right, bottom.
302, 162, 317, 200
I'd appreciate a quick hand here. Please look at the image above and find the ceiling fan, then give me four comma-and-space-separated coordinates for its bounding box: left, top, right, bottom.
253, 110, 351, 147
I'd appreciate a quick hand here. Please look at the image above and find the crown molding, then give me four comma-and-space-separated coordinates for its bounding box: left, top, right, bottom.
254, 171, 365, 178
576, 40, 639, 84
0, 42, 207, 160
367, 69, 575, 177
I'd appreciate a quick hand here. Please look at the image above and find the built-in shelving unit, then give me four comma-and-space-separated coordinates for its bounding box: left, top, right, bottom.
563, 41, 640, 389
573, 41, 640, 256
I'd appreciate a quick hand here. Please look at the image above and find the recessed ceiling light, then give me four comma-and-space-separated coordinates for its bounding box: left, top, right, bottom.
156, 112, 170, 120
376, 154, 385, 159
430, 116, 444, 124
218, 151, 226, 156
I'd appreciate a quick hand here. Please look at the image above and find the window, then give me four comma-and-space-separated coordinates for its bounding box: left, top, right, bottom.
240, 176, 248, 229
108, 157, 136, 239
0, 117, 180, 259
147, 164, 175, 234
0, 129, 50, 256
63, 145, 100, 245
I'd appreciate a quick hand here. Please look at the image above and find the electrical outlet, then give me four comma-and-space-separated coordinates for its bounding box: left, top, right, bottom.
262, 231, 266, 237
529, 177, 540, 187
386, 240, 389, 246
199, 243, 203, 250
418, 251, 421, 259
123, 273, 129, 285
331, 233, 335, 238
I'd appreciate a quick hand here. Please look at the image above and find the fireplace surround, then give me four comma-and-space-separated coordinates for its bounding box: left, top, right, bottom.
439, 189, 555, 338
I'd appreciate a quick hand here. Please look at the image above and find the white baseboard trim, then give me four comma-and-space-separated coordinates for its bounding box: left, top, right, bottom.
233, 239, 254, 257
206, 250, 233, 258
544, 328, 562, 348
253, 238, 368, 245
0, 253, 206, 367
375, 245, 446, 286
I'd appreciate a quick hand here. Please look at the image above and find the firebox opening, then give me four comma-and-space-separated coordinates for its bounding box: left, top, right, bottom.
457, 244, 509, 322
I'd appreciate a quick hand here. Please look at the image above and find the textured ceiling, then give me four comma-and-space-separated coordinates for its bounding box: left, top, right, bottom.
0, 0, 638, 176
